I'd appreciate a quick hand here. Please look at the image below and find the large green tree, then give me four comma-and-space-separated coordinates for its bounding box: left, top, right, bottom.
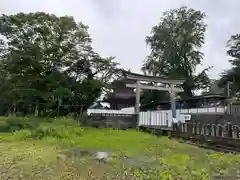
219, 34, 240, 97
0, 12, 118, 116
142, 6, 210, 99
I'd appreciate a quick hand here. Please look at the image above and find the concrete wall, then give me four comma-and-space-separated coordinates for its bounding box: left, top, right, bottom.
87, 113, 138, 129
87, 107, 226, 116
191, 114, 240, 125
87, 109, 134, 115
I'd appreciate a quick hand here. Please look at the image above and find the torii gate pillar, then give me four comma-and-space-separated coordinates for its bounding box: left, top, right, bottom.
170, 84, 176, 120
123, 71, 185, 122
134, 82, 177, 119
135, 80, 141, 115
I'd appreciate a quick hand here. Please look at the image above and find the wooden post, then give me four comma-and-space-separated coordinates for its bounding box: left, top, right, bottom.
216, 125, 220, 137
202, 125, 205, 135
220, 125, 224, 137
135, 80, 140, 123
170, 84, 176, 120
227, 122, 233, 138
172, 122, 177, 131
196, 123, 200, 134
207, 124, 212, 136
184, 123, 188, 133
236, 126, 240, 139
181, 122, 184, 132
201, 125, 204, 135
211, 124, 216, 136
232, 125, 238, 139
204, 124, 208, 135
79, 105, 84, 116
166, 112, 169, 127
223, 124, 229, 138
192, 123, 196, 134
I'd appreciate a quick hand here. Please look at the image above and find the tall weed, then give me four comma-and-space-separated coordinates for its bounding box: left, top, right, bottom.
6, 116, 40, 131
0, 116, 84, 142
30, 124, 84, 140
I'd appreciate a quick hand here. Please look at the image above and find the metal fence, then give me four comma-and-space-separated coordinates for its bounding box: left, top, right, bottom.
87, 109, 134, 115
172, 121, 240, 141
87, 107, 226, 128
139, 110, 191, 127
87, 113, 138, 129
87, 107, 226, 116
227, 104, 240, 114
179, 107, 225, 114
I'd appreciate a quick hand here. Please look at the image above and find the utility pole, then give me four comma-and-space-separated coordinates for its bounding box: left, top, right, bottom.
227, 81, 231, 97
226, 81, 232, 114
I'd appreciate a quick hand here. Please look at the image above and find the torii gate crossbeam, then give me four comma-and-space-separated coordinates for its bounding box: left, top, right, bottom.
122, 71, 185, 122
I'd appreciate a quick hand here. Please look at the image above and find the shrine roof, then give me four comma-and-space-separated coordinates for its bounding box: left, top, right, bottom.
110, 78, 136, 86
140, 93, 227, 109
122, 70, 185, 85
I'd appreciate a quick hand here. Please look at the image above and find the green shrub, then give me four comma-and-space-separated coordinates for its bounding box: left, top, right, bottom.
30, 122, 84, 140
76, 113, 89, 125
15, 111, 23, 117
0, 116, 84, 142
51, 117, 79, 127
31, 125, 67, 139
11, 129, 32, 140
4, 116, 84, 132
6, 116, 40, 131
0, 119, 9, 132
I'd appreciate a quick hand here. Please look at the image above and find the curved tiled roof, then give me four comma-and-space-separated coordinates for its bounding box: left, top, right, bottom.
122, 70, 185, 85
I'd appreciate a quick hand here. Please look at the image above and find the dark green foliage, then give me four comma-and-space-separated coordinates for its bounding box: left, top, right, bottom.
0, 116, 84, 141
142, 6, 211, 99
141, 89, 169, 105
30, 125, 81, 139
27, 118, 83, 140
218, 34, 240, 97
0, 119, 8, 132
0, 12, 118, 116
5, 116, 40, 131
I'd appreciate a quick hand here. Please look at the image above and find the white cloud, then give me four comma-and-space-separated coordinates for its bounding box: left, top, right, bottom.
1, 0, 240, 79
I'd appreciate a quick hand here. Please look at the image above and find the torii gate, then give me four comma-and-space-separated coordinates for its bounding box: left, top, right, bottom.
122, 71, 185, 122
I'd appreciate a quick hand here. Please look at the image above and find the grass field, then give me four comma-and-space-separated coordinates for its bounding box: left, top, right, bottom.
0, 116, 240, 179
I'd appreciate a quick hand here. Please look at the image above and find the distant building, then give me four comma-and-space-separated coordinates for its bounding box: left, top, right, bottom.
102, 78, 138, 110
140, 94, 228, 111
202, 79, 224, 95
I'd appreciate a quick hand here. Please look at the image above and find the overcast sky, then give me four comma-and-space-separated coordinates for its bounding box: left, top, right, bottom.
1, 0, 240, 79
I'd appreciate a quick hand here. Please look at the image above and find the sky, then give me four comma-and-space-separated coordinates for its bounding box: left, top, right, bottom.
1, 0, 240, 79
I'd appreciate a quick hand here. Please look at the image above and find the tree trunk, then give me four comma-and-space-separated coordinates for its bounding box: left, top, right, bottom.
13, 102, 16, 114
57, 97, 62, 117
182, 79, 194, 99
34, 101, 39, 117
